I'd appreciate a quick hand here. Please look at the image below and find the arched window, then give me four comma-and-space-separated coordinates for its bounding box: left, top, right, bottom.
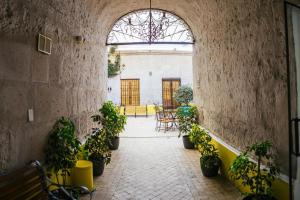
106, 9, 195, 45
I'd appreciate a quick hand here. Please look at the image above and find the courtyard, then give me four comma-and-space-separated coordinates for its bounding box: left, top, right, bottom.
84, 117, 241, 200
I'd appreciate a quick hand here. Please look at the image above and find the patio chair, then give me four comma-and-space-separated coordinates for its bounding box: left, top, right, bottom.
155, 111, 173, 132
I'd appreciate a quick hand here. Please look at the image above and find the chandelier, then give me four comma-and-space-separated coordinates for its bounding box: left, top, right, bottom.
106, 0, 194, 45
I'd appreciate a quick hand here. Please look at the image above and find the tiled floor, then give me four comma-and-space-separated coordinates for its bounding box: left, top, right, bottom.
121, 116, 179, 138
83, 117, 242, 200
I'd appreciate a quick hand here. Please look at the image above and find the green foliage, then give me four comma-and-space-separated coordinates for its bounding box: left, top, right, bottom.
76, 145, 89, 160
229, 141, 279, 197
85, 101, 126, 164
84, 128, 111, 165
44, 117, 80, 185
189, 124, 220, 169
189, 124, 219, 158
176, 106, 198, 136
108, 46, 123, 77
173, 85, 193, 106
92, 101, 127, 139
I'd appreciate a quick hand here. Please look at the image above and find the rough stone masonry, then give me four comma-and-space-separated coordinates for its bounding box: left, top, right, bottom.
0, 0, 291, 176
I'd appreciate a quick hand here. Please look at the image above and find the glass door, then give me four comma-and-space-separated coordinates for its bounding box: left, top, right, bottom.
162, 79, 181, 110
286, 3, 300, 199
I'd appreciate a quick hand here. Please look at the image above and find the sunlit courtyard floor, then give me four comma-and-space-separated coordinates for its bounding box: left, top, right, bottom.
83, 117, 242, 200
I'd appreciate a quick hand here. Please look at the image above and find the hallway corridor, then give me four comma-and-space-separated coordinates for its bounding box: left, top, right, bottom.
85, 118, 241, 200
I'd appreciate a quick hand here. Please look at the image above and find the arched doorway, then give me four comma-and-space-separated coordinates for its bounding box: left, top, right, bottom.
106, 8, 195, 115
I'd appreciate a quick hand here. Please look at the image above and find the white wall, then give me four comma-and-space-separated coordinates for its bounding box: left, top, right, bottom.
107, 50, 193, 105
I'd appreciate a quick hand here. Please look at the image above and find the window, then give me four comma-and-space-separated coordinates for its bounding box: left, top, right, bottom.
107, 9, 194, 45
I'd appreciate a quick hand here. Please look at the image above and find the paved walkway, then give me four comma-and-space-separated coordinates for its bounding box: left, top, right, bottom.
84, 117, 241, 200
121, 117, 179, 138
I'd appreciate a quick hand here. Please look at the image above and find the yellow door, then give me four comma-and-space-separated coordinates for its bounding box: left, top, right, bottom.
162, 79, 181, 109
121, 79, 140, 106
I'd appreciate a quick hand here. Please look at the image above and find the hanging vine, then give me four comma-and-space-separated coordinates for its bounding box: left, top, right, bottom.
108, 46, 124, 77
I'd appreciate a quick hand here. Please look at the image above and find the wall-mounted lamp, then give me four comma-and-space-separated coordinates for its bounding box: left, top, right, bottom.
108, 87, 112, 93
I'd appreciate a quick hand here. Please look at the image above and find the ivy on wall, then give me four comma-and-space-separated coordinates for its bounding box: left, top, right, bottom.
108, 46, 124, 77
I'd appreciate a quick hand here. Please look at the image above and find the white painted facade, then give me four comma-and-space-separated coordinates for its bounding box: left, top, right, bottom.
107, 49, 193, 105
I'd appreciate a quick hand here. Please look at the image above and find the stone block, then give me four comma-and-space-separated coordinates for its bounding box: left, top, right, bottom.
0, 84, 30, 123
0, 39, 31, 82
34, 85, 67, 123
31, 50, 49, 83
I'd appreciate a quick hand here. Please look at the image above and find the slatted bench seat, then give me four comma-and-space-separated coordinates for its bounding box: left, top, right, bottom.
0, 161, 91, 200
0, 161, 48, 200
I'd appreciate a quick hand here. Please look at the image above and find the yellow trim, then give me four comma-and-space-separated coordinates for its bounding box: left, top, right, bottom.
119, 105, 157, 116
210, 136, 289, 200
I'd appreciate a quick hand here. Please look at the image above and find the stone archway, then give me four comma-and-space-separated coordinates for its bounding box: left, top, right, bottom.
0, 0, 289, 180
95, 0, 289, 173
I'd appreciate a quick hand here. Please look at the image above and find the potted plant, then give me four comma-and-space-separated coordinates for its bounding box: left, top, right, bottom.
176, 105, 198, 149
44, 117, 81, 185
174, 85, 193, 113
229, 141, 279, 200
84, 128, 111, 176
92, 101, 127, 150
189, 124, 221, 177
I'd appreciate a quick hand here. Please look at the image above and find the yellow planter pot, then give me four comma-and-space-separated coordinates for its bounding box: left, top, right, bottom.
71, 160, 94, 191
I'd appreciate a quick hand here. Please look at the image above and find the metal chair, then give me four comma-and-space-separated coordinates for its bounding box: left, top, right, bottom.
155, 111, 173, 132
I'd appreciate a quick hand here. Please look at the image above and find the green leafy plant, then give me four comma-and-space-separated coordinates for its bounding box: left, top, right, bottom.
176, 105, 198, 137
108, 46, 124, 77
84, 128, 111, 165
173, 85, 193, 106
76, 145, 89, 160
92, 101, 127, 141
44, 117, 81, 185
189, 124, 220, 174
229, 141, 279, 199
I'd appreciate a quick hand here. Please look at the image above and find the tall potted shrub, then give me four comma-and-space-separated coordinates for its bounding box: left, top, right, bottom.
44, 117, 81, 185
176, 105, 198, 149
84, 128, 111, 176
189, 124, 221, 177
174, 85, 193, 112
92, 101, 127, 150
229, 141, 279, 200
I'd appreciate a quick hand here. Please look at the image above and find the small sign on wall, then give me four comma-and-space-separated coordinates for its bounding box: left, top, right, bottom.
37, 34, 52, 55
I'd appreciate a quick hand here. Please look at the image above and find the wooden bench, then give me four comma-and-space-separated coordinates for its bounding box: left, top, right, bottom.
0, 161, 91, 200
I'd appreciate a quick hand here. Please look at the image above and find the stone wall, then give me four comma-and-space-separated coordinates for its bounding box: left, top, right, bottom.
0, 0, 106, 171
192, 0, 289, 173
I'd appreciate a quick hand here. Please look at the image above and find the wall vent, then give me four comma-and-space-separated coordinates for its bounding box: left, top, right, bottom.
37, 34, 52, 55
